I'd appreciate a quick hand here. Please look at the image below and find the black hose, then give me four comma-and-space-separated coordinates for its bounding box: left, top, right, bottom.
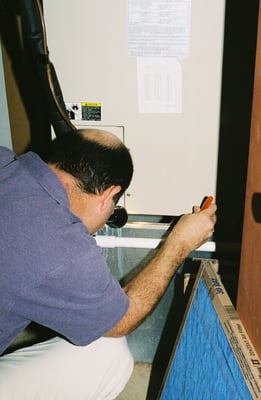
18, 0, 76, 137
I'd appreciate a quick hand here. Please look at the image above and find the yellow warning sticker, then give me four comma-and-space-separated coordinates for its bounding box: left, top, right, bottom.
81, 102, 101, 107
66, 102, 101, 121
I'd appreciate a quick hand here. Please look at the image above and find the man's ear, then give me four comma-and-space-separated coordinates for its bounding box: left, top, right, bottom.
99, 185, 122, 211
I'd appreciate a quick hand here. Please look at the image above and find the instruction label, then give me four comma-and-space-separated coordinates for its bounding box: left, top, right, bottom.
66, 102, 101, 121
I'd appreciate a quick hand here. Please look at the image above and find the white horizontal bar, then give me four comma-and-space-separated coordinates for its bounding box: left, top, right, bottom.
95, 236, 216, 252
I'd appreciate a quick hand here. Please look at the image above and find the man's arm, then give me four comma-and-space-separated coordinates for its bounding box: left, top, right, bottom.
105, 204, 217, 337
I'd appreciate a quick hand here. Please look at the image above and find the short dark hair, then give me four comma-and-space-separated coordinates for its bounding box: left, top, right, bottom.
44, 130, 133, 202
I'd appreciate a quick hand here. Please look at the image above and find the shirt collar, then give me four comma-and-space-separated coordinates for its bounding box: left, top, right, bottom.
17, 151, 69, 208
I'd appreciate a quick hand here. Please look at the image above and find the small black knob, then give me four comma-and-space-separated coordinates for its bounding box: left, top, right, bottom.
106, 206, 128, 228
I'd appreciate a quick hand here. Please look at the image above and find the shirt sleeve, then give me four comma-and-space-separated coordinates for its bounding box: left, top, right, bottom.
13, 217, 129, 346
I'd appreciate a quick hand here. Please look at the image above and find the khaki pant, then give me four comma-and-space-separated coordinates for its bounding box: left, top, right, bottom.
0, 336, 134, 399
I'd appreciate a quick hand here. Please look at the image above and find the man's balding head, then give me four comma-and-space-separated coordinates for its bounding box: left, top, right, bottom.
79, 129, 123, 148
45, 128, 133, 199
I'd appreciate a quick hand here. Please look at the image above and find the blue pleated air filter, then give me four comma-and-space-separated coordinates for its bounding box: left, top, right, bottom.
158, 260, 261, 400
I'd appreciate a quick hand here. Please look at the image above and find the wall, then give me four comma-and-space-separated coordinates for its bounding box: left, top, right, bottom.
0, 44, 12, 148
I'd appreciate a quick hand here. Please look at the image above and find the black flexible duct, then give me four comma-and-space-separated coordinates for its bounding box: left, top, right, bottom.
18, 0, 76, 137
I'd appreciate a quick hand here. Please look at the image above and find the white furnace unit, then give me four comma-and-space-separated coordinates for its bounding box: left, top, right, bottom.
43, 0, 225, 216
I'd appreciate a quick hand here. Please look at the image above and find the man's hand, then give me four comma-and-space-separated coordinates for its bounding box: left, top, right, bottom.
105, 202, 217, 338
166, 203, 217, 258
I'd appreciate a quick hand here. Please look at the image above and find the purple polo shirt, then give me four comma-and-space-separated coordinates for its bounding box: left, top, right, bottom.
0, 146, 129, 355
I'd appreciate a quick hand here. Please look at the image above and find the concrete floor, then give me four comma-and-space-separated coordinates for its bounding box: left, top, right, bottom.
116, 363, 152, 400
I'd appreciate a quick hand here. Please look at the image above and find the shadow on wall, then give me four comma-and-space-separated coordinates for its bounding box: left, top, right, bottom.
215, 0, 259, 246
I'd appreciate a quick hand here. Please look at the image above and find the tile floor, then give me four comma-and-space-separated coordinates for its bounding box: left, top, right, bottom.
116, 363, 152, 400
